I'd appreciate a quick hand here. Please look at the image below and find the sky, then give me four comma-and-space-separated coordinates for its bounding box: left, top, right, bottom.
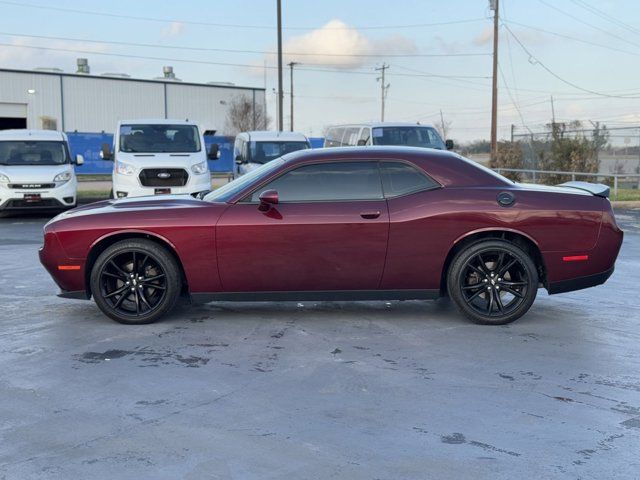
1, 0, 640, 141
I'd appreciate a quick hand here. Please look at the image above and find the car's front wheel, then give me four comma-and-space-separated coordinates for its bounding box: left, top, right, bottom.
90, 239, 181, 324
447, 239, 538, 325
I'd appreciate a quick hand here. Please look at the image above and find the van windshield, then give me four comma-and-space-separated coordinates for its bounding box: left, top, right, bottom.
372, 126, 445, 149
119, 124, 201, 153
248, 141, 309, 164
0, 141, 69, 166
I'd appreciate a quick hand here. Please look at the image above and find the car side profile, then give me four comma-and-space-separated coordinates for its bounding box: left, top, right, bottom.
40, 147, 623, 325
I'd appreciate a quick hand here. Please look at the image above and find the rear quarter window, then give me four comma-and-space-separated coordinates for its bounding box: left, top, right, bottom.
380, 161, 440, 197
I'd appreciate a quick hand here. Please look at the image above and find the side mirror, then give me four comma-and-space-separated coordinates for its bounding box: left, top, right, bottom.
100, 143, 113, 160
75, 154, 84, 166
445, 139, 454, 150
235, 154, 244, 165
258, 189, 278, 211
357, 139, 367, 146
208, 143, 220, 160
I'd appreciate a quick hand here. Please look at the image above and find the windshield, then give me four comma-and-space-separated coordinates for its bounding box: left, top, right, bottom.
0, 141, 69, 166
119, 124, 201, 153
249, 141, 309, 164
372, 126, 445, 149
204, 158, 285, 203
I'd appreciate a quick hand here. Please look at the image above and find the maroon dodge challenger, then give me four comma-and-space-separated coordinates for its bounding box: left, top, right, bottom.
40, 147, 623, 325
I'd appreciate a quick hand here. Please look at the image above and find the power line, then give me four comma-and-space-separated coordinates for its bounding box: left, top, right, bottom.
0, 1, 486, 31
569, 0, 640, 37
503, 24, 640, 99
0, 31, 491, 58
503, 19, 640, 57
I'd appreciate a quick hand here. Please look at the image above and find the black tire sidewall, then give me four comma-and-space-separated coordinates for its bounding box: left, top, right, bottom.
90, 239, 181, 324
447, 239, 538, 325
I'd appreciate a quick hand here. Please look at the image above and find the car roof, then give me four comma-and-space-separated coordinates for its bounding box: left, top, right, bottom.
118, 119, 199, 126
0, 129, 66, 141
240, 131, 309, 142
281, 145, 450, 163
328, 122, 438, 129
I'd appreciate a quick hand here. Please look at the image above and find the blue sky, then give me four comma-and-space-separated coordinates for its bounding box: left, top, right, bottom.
1, 0, 639, 141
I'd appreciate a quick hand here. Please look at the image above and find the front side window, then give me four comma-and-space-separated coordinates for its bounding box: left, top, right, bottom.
119, 124, 201, 153
250, 162, 383, 202
380, 161, 439, 197
0, 141, 69, 165
248, 141, 309, 164
358, 128, 371, 145
372, 126, 445, 149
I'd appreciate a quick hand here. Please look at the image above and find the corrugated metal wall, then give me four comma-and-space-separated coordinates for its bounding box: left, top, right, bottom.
62, 76, 165, 132
0, 71, 62, 129
0, 69, 265, 135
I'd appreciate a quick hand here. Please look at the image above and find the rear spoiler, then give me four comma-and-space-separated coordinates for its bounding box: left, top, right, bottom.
557, 181, 610, 198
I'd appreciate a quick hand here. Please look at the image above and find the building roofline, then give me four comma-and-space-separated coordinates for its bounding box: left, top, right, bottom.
0, 67, 265, 92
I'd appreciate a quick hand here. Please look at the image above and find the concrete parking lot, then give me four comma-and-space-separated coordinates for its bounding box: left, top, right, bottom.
0, 209, 639, 479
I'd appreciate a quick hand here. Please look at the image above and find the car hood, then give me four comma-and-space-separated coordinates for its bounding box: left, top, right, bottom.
46, 194, 224, 226
0, 164, 73, 183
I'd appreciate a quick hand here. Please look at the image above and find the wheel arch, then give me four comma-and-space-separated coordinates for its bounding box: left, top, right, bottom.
85, 230, 189, 298
440, 228, 546, 294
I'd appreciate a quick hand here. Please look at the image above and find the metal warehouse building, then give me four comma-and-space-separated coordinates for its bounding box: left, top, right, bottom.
0, 61, 266, 134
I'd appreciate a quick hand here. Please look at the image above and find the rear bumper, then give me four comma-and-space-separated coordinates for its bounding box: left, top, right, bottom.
547, 266, 614, 294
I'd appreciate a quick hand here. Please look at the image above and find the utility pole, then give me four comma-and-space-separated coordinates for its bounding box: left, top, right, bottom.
288, 61, 298, 131
276, 0, 284, 132
490, 0, 499, 160
550, 95, 556, 125
375, 63, 390, 122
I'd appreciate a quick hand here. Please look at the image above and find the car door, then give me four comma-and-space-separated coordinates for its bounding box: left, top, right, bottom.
216, 161, 390, 292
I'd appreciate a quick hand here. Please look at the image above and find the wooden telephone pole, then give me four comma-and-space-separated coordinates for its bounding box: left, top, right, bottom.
375, 63, 390, 122
490, 0, 499, 160
289, 62, 298, 131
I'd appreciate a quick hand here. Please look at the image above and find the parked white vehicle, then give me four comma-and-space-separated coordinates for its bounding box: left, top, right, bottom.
0, 129, 83, 213
233, 131, 311, 177
324, 122, 453, 150
101, 119, 218, 198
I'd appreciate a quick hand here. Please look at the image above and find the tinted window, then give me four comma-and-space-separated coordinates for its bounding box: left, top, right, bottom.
380, 162, 438, 197
372, 126, 445, 149
249, 141, 309, 164
251, 162, 383, 202
119, 124, 200, 153
0, 141, 68, 165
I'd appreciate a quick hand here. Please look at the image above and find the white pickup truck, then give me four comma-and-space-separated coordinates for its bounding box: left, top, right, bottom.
0, 129, 83, 213
101, 119, 218, 198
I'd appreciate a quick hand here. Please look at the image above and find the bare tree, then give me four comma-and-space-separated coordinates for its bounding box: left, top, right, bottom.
437, 110, 452, 140
224, 95, 271, 135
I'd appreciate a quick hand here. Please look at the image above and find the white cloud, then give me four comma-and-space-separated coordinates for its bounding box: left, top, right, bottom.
162, 22, 186, 38
276, 19, 417, 69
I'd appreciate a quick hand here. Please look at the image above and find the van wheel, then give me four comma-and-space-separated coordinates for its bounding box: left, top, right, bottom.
90, 239, 181, 324
447, 239, 538, 325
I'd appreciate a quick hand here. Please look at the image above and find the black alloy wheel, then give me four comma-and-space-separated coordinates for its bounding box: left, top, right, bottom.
90, 239, 181, 324
447, 239, 538, 325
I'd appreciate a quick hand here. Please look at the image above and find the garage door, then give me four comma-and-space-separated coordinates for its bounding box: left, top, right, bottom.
0, 102, 27, 130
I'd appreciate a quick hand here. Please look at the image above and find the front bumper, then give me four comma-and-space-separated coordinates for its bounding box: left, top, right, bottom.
112, 171, 211, 198
0, 180, 77, 211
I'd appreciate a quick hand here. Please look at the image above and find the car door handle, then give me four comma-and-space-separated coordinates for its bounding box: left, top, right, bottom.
360, 210, 381, 219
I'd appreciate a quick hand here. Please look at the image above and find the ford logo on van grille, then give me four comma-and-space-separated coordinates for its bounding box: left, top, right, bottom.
157, 172, 171, 179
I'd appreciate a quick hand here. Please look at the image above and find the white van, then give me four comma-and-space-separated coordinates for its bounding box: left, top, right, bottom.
324, 122, 453, 150
0, 129, 83, 213
101, 119, 218, 198
233, 131, 311, 177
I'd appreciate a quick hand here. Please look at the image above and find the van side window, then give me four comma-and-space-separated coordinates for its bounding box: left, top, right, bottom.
380, 161, 439, 197
358, 128, 371, 145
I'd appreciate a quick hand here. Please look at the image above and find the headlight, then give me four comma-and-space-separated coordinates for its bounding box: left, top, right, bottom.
191, 161, 208, 175
0, 173, 9, 183
115, 160, 135, 176
53, 171, 72, 183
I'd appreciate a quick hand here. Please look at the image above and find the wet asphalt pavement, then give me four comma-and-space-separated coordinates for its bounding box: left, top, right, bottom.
0, 209, 639, 479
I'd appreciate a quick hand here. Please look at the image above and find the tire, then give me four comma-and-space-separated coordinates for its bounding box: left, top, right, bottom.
447, 239, 538, 325
90, 239, 181, 324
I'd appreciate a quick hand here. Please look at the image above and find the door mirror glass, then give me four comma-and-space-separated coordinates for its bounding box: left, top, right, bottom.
208, 143, 220, 160
445, 139, 454, 150
100, 143, 113, 160
258, 189, 278, 210
75, 154, 84, 166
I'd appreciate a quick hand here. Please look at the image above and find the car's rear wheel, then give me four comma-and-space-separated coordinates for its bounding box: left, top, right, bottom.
90, 239, 181, 324
447, 239, 538, 325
